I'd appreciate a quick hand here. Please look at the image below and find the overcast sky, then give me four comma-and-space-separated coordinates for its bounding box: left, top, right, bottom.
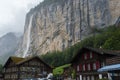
0, 0, 43, 37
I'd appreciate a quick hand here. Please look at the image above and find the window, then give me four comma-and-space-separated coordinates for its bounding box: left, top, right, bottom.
83, 76, 86, 80
79, 64, 82, 71
84, 54, 87, 60
83, 64, 85, 71
87, 64, 91, 71
91, 76, 94, 80
93, 63, 96, 70
90, 52, 93, 58
77, 65, 79, 71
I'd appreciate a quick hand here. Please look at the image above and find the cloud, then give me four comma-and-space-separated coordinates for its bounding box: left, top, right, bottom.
0, 0, 43, 37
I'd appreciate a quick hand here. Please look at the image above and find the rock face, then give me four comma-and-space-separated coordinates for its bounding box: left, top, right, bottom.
16, 0, 120, 57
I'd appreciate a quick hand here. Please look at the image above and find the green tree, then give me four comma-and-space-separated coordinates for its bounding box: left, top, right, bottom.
102, 35, 120, 50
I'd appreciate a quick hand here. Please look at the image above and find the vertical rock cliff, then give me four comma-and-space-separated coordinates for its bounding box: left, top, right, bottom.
16, 0, 120, 57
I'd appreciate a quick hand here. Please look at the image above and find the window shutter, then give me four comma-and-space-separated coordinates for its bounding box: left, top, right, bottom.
96, 61, 100, 69
87, 53, 90, 59
90, 63, 92, 70
82, 54, 84, 60
79, 64, 82, 71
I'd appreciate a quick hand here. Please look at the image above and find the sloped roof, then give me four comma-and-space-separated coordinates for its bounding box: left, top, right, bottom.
3, 56, 24, 68
85, 47, 120, 55
16, 56, 52, 68
3, 56, 52, 68
71, 47, 119, 63
10, 56, 24, 64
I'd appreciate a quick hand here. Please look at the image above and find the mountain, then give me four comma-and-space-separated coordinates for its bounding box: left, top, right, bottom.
0, 32, 21, 64
16, 0, 120, 57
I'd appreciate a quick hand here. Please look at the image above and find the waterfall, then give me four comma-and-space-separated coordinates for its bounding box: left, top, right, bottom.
23, 15, 33, 58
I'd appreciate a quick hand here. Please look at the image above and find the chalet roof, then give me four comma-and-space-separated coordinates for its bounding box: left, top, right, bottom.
71, 47, 119, 63
86, 47, 120, 55
16, 56, 52, 68
3, 56, 24, 68
3, 56, 52, 68
10, 56, 24, 64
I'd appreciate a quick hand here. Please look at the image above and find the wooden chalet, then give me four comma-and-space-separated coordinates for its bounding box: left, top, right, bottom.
71, 47, 117, 80
3, 56, 52, 80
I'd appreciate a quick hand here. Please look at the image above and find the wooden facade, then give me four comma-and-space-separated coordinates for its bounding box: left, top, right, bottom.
106, 56, 120, 80
62, 64, 72, 79
0, 72, 3, 80
3, 56, 52, 80
71, 47, 116, 80
106, 56, 120, 65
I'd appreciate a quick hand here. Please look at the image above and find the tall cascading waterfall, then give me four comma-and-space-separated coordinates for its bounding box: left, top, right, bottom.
23, 15, 33, 58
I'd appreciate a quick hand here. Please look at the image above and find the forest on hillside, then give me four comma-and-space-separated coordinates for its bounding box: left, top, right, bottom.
40, 26, 120, 67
